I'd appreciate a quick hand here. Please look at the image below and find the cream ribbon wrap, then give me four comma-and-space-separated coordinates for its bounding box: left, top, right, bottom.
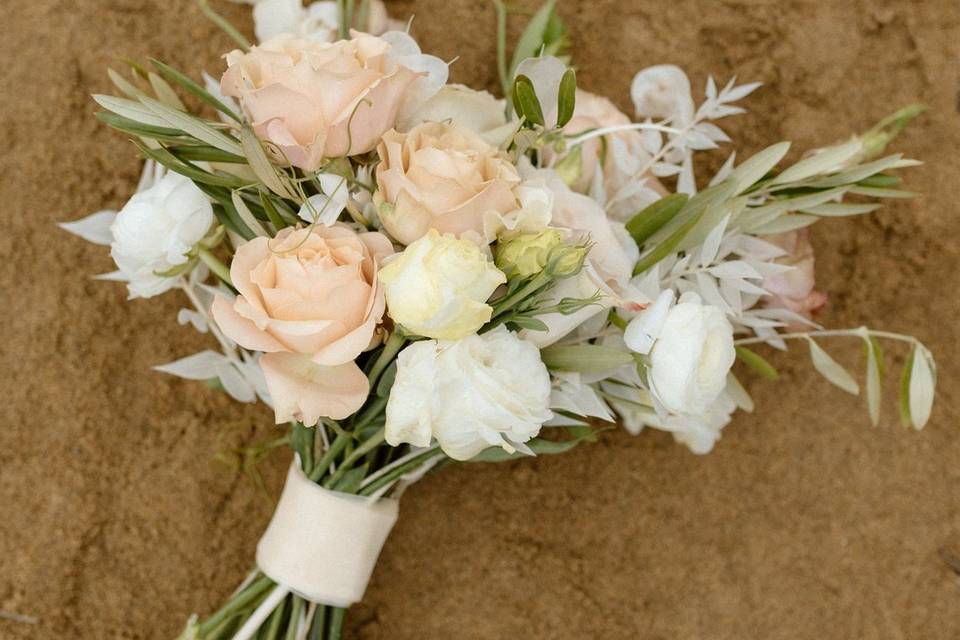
256, 460, 399, 608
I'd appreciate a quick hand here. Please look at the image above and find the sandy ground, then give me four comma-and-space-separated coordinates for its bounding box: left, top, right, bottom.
2, 0, 959, 638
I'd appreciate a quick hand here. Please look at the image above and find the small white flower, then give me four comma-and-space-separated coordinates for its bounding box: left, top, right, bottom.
379, 230, 505, 341
630, 65, 695, 125
647, 293, 735, 415
385, 326, 553, 460
109, 172, 213, 298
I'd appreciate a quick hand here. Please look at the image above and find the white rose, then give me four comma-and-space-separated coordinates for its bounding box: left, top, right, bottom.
110, 172, 213, 299
250, 0, 402, 43
630, 64, 695, 125
379, 230, 506, 340
385, 326, 553, 460
647, 293, 735, 415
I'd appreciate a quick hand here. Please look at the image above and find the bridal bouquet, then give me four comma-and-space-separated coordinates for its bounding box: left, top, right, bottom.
61, 0, 939, 637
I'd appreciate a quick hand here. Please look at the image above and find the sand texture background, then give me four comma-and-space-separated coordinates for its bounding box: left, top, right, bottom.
2, 0, 959, 638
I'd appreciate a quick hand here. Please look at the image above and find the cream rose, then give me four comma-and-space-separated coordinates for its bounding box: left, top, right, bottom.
399, 84, 518, 147
648, 293, 736, 416
384, 326, 553, 460
374, 121, 522, 245
760, 229, 828, 326
379, 230, 505, 340
211, 225, 394, 424
109, 172, 213, 299
220, 32, 423, 172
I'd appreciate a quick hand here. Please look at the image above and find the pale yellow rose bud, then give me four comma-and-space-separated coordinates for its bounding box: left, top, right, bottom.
495, 229, 564, 278
379, 230, 506, 340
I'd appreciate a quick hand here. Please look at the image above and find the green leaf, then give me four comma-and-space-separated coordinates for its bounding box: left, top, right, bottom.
625, 193, 689, 247
632, 197, 711, 276
800, 202, 881, 217
555, 67, 577, 127
510, 316, 549, 332
540, 344, 634, 373
332, 464, 368, 493
93, 94, 172, 128
375, 361, 398, 398
139, 95, 244, 156
259, 191, 293, 230
231, 191, 270, 238
512, 74, 545, 126
735, 346, 780, 380
169, 145, 247, 164
148, 71, 187, 110
508, 0, 557, 77
132, 141, 247, 190
96, 111, 187, 142
149, 58, 241, 122
241, 125, 299, 199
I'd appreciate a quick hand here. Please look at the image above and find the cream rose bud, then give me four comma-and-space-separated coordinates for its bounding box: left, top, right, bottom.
211, 224, 394, 425
220, 32, 423, 172
495, 229, 563, 278
648, 293, 736, 416
385, 326, 553, 460
109, 172, 213, 299
374, 122, 521, 245
379, 230, 505, 340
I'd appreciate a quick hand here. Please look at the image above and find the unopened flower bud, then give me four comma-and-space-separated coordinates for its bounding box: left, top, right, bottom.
495, 229, 564, 278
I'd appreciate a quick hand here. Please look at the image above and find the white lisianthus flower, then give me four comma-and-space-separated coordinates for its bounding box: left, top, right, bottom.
109, 172, 213, 299
646, 293, 735, 415
630, 64, 695, 125
379, 230, 506, 340
385, 326, 553, 460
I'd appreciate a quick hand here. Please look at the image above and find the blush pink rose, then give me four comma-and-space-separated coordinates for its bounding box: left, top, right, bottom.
211, 225, 394, 424
559, 90, 668, 217
220, 32, 422, 172
760, 229, 828, 325
374, 122, 521, 245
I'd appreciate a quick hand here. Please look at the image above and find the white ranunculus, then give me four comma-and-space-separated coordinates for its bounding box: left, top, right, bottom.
647, 293, 735, 415
385, 326, 553, 460
378, 230, 506, 340
630, 64, 695, 125
109, 172, 213, 299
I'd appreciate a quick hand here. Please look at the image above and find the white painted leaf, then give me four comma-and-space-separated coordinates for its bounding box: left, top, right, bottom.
709, 151, 737, 187
708, 260, 762, 280
721, 81, 762, 102
908, 347, 935, 429
699, 214, 730, 267
59, 210, 116, 245
177, 309, 209, 333
725, 373, 754, 413
807, 338, 859, 395
154, 350, 227, 380
217, 363, 257, 403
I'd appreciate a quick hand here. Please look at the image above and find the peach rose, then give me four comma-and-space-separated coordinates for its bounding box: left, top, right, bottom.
760, 229, 828, 324
211, 225, 394, 424
559, 90, 668, 219
220, 32, 422, 172
374, 122, 522, 245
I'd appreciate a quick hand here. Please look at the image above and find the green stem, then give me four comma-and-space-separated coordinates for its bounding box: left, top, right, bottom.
262, 594, 287, 640
733, 327, 919, 347
327, 607, 346, 640
367, 332, 406, 391
284, 597, 304, 640
491, 273, 551, 319
291, 422, 315, 476
196, 0, 251, 51
308, 606, 327, 640
359, 447, 445, 496
309, 430, 350, 483
198, 246, 233, 287
324, 428, 385, 489
199, 575, 273, 635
